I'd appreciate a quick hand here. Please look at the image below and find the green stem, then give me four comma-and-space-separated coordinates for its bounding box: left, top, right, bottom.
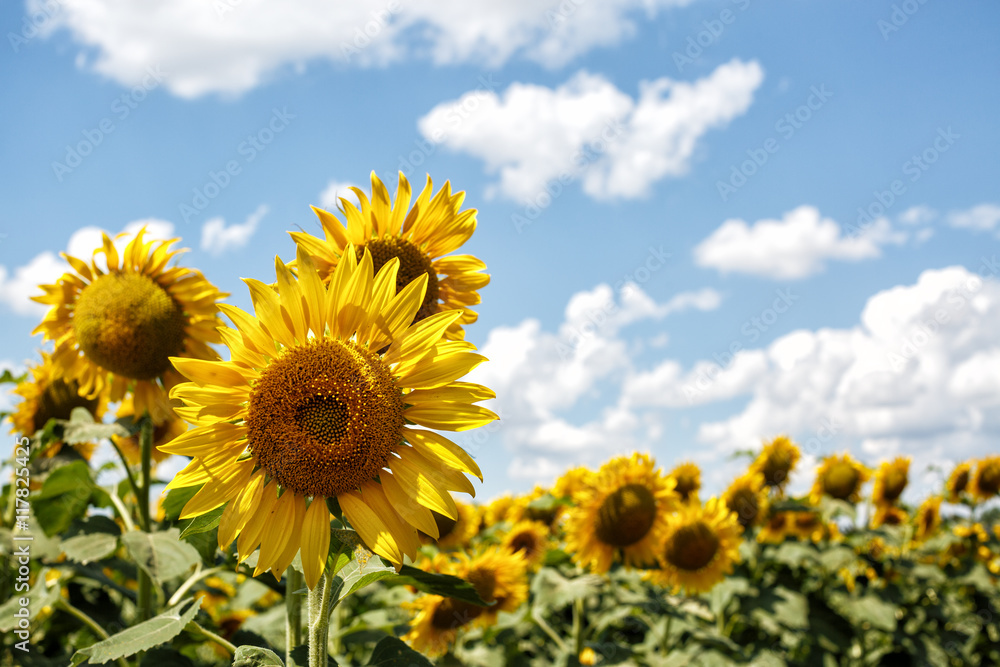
286, 569, 304, 665
136, 415, 155, 622
186, 621, 237, 656
55, 599, 130, 667
109, 436, 142, 522
106, 487, 136, 533
167, 565, 224, 608
661, 613, 674, 654
307, 570, 336, 667
531, 606, 568, 653
572, 597, 584, 656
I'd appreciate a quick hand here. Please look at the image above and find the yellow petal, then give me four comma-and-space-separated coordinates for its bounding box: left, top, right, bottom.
387, 455, 458, 519
255, 491, 296, 576
179, 459, 253, 519
275, 256, 308, 343
403, 403, 498, 432
380, 471, 440, 537
301, 498, 332, 590
270, 495, 307, 580
339, 490, 403, 565
396, 350, 487, 390
218, 470, 265, 549
403, 428, 483, 482
245, 278, 296, 349
383, 310, 462, 367
237, 481, 281, 562
170, 358, 249, 388
295, 247, 328, 335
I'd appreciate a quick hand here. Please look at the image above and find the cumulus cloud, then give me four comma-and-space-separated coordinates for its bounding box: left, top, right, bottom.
35, 0, 693, 98
318, 181, 361, 211
693, 205, 907, 280
0, 219, 174, 317
418, 59, 764, 202
201, 204, 267, 255
947, 203, 1000, 232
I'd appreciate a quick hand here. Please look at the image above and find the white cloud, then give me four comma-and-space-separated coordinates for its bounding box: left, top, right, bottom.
0, 220, 175, 317
947, 203, 1000, 232
37, 0, 693, 98
898, 205, 936, 226
319, 181, 361, 211
201, 204, 267, 255
418, 59, 764, 202
693, 205, 907, 280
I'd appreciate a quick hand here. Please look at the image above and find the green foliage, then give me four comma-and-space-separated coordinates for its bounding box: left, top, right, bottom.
232, 646, 285, 666
69, 599, 202, 666
122, 528, 201, 584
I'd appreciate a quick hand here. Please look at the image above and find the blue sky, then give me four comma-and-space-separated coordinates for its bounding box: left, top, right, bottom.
2, 0, 999, 502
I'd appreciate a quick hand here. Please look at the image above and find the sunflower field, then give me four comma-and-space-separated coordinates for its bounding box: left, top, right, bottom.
1, 173, 999, 667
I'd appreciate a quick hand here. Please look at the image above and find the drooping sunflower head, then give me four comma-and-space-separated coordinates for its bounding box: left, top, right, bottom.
165, 247, 496, 588
500, 520, 550, 570
872, 456, 910, 506
421, 500, 480, 550
750, 436, 801, 491
564, 453, 677, 573
791, 510, 835, 543
650, 497, 742, 594
757, 511, 792, 544
913, 496, 943, 542
111, 395, 187, 467
456, 547, 529, 624
32, 228, 226, 423
871, 504, 908, 529
810, 452, 872, 504
290, 172, 488, 340
970, 456, 1000, 502
668, 461, 701, 504
10, 352, 106, 437
722, 471, 769, 530
946, 462, 971, 503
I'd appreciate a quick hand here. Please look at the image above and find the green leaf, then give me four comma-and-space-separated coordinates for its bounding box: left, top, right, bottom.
829, 592, 897, 632
0, 369, 26, 384
367, 636, 434, 666
817, 545, 856, 572
232, 646, 285, 667
770, 541, 817, 568
69, 598, 202, 666
393, 565, 488, 606
62, 532, 119, 564
32, 460, 96, 536
178, 505, 224, 538
62, 406, 129, 444
530, 567, 603, 610
0, 569, 59, 632
332, 556, 397, 603
122, 528, 200, 584
161, 485, 202, 522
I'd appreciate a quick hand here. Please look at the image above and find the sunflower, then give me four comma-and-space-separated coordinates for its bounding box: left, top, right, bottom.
791, 511, 829, 543
564, 453, 677, 573
946, 462, 972, 503
32, 229, 226, 424
163, 247, 496, 589
722, 471, 769, 531
482, 494, 516, 528
421, 500, 480, 550
970, 456, 1000, 502
112, 396, 187, 466
757, 511, 792, 544
499, 520, 550, 570
871, 504, 908, 529
290, 172, 487, 340
403, 548, 527, 657
11, 352, 106, 437
810, 452, 871, 504
750, 436, 801, 492
650, 497, 741, 594
553, 465, 594, 499
913, 496, 942, 542
872, 457, 910, 507
508, 486, 565, 527
668, 461, 701, 504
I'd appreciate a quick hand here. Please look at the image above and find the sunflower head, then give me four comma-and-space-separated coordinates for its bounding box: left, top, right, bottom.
564, 453, 677, 573
421, 501, 480, 550
500, 521, 550, 570
750, 436, 801, 491
722, 471, 768, 530
913, 496, 943, 542
970, 456, 1000, 502
668, 461, 701, 504
457, 547, 529, 623
553, 465, 595, 499
757, 511, 791, 544
946, 462, 972, 503
290, 172, 488, 340
872, 457, 910, 506
10, 353, 106, 437
650, 497, 742, 594
32, 228, 226, 422
871, 504, 908, 529
482, 494, 517, 527
810, 452, 872, 504
166, 246, 495, 589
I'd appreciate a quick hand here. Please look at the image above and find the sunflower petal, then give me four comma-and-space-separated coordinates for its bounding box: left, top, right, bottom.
301, 498, 332, 590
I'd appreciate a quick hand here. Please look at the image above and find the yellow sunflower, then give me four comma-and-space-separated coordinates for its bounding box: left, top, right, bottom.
112, 396, 187, 466
290, 172, 488, 340
871, 504, 908, 529
790, 511, 833, 543
757, 511, 792, 544
810, 452, 871, 504
650, 497, 742, 594
946, 462, 972, 503
750, 436, 801, 492
872, 457, 910, 507
668, 461, 701, 504
553, 465, 594, 499
499, 520, 550, 570
508, 486, 565, 527
913, 496, 942, 542
32, 228, 226, 424
722, 471, 769, 531
970, 456, 1000, 502
564, 453, 677, 573
421, 500, 480, 550
482, 494, 516, 528
163, 247, 496, 589
11, 352, 106, 437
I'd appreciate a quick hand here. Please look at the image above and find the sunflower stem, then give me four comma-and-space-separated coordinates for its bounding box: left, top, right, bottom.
167, 565, 224, 608
307, 569, 336, 667
531, 606, 568, 653
55, 598, 131, 667
108, 435, 142, 524
286, 569, 304, 665
186, 621, 237, 656
572, 597, 584, 657
661, 613, 674, 654
136, 414, 155, 622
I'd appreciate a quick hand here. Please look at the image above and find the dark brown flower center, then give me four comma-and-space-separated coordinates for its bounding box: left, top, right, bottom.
33, 377, 99, 432
823, 462, 861, 500
665, 521, 720, 571
595, 483, 657, 547
361, 236, 439, 322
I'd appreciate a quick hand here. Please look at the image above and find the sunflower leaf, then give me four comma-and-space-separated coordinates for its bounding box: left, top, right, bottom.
367, 636, 433, 666
231, 645, 285, 667
390, 565, 488, 606
0, 369, 26, 384
122, 528, 200, 584
61, 532, 119, 564
31, 460, 98, 536
62, 406, 129, 444
68, 598, 202, 666
530, 567, 603, 610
